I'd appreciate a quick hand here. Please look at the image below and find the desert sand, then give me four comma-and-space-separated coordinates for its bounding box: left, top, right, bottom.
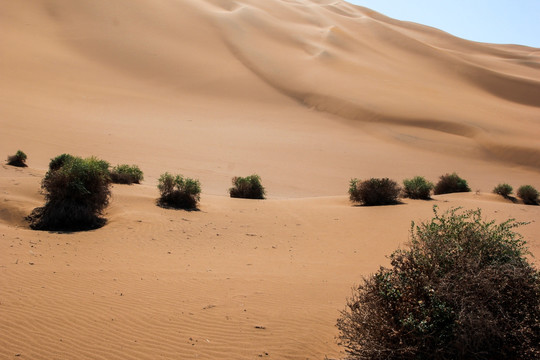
1, 0, 539, 359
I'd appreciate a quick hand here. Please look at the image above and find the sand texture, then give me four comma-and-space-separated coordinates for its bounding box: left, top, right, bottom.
1, 0, 539, 359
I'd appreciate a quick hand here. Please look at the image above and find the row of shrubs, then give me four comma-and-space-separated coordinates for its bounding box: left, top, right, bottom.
7, 151, 539, 230
156, 173, 266, 209
493, 183, 540, 205
7, 150, 144, 184
350, 173, 539, 206
19, 153, 265, 231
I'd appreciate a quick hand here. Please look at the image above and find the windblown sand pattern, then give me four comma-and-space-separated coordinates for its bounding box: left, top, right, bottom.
1, 0, 539, 359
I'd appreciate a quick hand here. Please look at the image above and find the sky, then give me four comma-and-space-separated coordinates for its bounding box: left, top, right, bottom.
347, 0, 540, 48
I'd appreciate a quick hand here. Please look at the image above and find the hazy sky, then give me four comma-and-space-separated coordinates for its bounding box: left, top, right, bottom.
347, 0, 540, 48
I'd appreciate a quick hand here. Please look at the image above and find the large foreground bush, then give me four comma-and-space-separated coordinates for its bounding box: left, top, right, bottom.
110, 164, 144, 184
28, 155, 111, 231
402, 176, 434, 200
229, 174, 266, 199
6, 150, 27, 167
517, 185, 539, 205
434, 172, 471, 195
157, 172, 201, 210
337, 207, 540, 360
349, 178, 401, 206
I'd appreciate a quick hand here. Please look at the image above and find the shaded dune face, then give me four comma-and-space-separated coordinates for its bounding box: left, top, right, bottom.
1, 0, 539, 196
200, 0, 540, 166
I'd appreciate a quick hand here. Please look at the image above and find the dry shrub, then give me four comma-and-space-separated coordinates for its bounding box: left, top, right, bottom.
7, 150, 27, 167
433, 173, 470, 195
157, 172, 201, 210
229, 174, 266, 199
517, 185, 539, 205
110, 164, 144, 184
28, 155, 111, 231
349, 178, 401, 206
402, 176, 434, 200
493, 183, 513, 198
337, 207, 540, 360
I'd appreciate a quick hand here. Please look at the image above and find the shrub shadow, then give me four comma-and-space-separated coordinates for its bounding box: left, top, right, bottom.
504, 195, 519, 204
156, 200, 200, 212
352, 200, 407, 207
26, 206, 107, 232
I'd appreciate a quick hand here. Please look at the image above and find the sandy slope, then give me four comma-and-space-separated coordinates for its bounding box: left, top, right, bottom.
1, 0, 540, 359
1, 165, 539, 360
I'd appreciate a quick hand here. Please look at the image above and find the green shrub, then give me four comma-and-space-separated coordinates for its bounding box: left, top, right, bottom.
337, 207, 540, 360
157, 172, 201, 209
349, 178, 401, 206
402, 176, 434, 200
493, 183, 513, 198
517, 185, 539, 205
48, 153, 75, 171
28, 155, 111, 231
6, 150, 27, 167
433, 172, 471, 195
229, 174, 266, 199
110, 164, 144, 184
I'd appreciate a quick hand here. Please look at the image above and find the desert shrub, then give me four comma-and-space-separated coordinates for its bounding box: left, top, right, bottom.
493, 183, 513, 198
517, 185, 539, 205
433, 172, 471, 195
157, 172, 201, 209
110, 164, 144, 184
337, 207, 540, 360
6, 150, 28, 167
48, 153, 75, 171
27, 155, 111, 231
402, 176, 434, 200
229, 174, 266, 199
349, 178, 401, 206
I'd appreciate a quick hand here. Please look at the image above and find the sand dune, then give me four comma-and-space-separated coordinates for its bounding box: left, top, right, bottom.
2, 0, 540, 195
1, 0, 539, 359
